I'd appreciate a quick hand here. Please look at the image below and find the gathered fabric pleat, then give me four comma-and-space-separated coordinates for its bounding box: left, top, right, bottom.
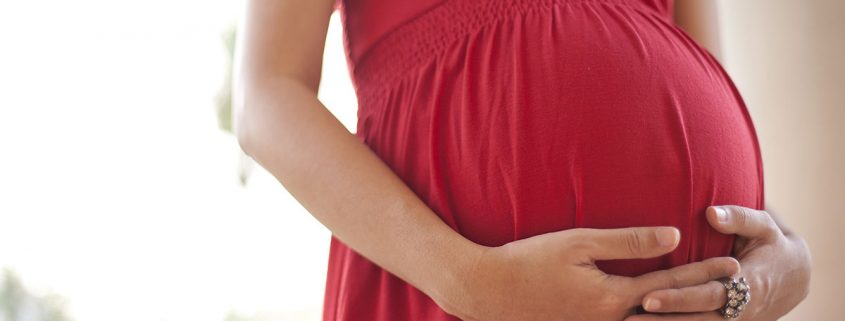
325, 1, 765, 320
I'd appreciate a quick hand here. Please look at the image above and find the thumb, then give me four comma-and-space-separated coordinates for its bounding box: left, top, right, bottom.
574, 226, 680, 261
707, 205, 782, 242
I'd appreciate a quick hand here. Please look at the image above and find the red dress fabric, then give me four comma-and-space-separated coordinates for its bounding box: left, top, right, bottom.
324, 0, 765, 320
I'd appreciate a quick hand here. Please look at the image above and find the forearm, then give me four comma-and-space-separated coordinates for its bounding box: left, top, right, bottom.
759, 203, 812, 319
235, 76, 482, 299
757, 240, 812, 321
674, 0, 723, 61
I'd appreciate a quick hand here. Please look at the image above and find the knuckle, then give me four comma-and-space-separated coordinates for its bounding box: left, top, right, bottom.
623, 230, 645, 254
759, 211, 782, 238
648, 289, 684, 312
708, 282, 727, 307
725, 257, 741, 274
594, 290, 627, 313
566, 228, 596, 253
569, 240, 595, 257
683, 260, 709, 283
756, 210, 775, 227
708, 257, 739, 278
701, 260, 717, 281
664, 270, 683, 289
664, 288, 685, 307
735, 206, 753, 227
603, 277, 639, 308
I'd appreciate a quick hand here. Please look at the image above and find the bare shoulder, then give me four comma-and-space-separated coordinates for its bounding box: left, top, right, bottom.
237, 0, 337, 91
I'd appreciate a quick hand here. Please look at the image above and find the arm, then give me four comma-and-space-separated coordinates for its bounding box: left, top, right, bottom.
674, 0, 723, 61
233, 0, 479, 301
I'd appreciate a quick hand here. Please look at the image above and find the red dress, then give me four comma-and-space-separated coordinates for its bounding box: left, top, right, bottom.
324, 0, 765, 320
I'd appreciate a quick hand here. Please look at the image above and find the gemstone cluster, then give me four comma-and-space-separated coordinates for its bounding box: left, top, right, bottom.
720, 277, 751, 319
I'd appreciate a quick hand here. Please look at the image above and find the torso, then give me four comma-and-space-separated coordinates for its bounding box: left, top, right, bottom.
324, 1, 765, 320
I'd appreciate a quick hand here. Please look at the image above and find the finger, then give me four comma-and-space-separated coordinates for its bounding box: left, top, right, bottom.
628, 257, 740, 299
706, 205, 782, 242
642, 280, 727, 313
572, 226, 680, 261
624, 311, 723, 321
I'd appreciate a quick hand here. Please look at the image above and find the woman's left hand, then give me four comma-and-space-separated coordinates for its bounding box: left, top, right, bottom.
624, 205, 812, 321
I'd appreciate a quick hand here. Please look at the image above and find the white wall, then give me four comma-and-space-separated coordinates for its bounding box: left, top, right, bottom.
718, 1, 845, 320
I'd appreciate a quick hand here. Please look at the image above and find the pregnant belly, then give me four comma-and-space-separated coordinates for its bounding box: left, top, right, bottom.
353, 1, 764, 277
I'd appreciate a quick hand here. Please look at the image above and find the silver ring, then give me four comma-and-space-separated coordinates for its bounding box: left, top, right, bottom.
719, 277, 751, 319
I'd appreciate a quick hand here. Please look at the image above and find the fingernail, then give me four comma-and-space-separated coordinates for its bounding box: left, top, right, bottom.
655, 227, 678, 247
644, 298, 661, 311
716, 207, 729, 224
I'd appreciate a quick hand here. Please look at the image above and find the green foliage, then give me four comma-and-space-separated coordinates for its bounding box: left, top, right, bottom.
216, 24, 238, 134
0, 269, 72, 321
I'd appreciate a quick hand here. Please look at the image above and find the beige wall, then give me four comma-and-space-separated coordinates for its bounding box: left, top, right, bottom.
717, 1, 845, 320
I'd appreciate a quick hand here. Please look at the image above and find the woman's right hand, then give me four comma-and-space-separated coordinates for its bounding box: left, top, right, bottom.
433, 226, 740, 321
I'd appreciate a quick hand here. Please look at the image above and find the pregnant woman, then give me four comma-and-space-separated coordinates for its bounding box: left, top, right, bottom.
234, 0, 811, 320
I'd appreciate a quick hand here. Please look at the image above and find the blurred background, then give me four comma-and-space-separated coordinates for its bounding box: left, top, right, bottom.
0, 0, 841, 320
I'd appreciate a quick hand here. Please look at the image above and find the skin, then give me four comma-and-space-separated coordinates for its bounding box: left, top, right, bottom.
627, 206, 812, 321
625, 2, 814, 319
234, 0, 811, 320
674, 0, 723, 61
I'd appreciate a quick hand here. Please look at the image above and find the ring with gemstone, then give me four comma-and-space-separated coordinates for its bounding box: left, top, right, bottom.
718, 277, 751, 319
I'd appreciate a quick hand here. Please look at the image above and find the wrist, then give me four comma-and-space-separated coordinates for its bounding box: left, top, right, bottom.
426, 236, 489, 315
753, 236, 812, 320
788, 235, 812, 305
